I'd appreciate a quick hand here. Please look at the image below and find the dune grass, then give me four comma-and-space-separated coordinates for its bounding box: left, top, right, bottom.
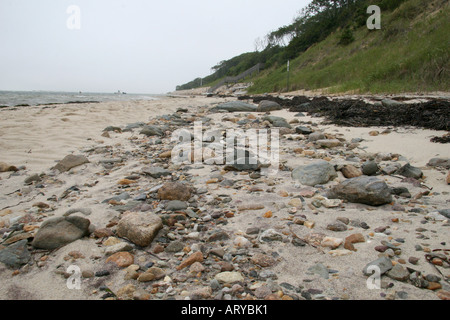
248, 0, 449, 94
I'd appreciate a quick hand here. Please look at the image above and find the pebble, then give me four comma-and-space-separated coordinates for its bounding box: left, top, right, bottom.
251, 253, 276, 267
215, 271, 244, 284
327, 221, 348, 232
176, 251, 204, 270
105, 252, 134, 268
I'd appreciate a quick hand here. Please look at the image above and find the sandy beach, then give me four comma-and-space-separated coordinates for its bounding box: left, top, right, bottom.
0, 93, 449, 300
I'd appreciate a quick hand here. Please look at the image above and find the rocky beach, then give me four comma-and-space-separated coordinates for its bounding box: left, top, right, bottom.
0, 92, 449, 301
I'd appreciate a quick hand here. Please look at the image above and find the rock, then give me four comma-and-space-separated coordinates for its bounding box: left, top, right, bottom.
116, 284, 136, 300
116, 212, 163, 247
288, 198, 303, 208
189, 261, 205, 273
341, 165, 362, 178
251, 253, 276, 267
362, 161, 379, 176
24, 174, 41, 185
326, 221, 348, 232
320, 237, 343, 249
408, 257, 420, 265
321, 198, 342, 208
104, 242, 133, 256
315, 139, 342, 148
189, 287, 212, 300
259, 229, 283, 242
105, 252, 134, 268
165, 200, 187, 211
103, 126, 122, 132
254, 286, 272, 299
137, 272, 155, 282
207, 230, 230, 242
214, 271, 244, 284
32, 216, 91, 250
292, 160, 337, 186
427, 158, 450, 169
308, 131, 326, 142
327, 176, 393, 206
140, 125, 165, 137
438, 209, 450, 219
437, 290, 450, 300
157, 182, 192, 201
262, 115, 291, 128
344, 233, 365, 251
304, 221, 315, 229
176, 251, 203, 270
410, 272, 429, 288
142, 167, 171, 178
295, 126, 313, 135
145, 267, 165, 280
165, 241, 184, 253
257, 100, 282, 112
212, 101, 257, 112
0, 162, 18, 172
396, 163, 423, 179
0, 240, 31, 269
386, 264, 410, 282
447, 171, 450, 185
233, 236, 252, 248
362, 257, 393, 276
53, 155, 89, 172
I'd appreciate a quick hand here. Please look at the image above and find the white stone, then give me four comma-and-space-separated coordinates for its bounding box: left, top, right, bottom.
321, 236, 344, 249
214, 271, 244, 284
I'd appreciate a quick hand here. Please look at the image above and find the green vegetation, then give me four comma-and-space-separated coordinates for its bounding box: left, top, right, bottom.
177, 0, 449, 94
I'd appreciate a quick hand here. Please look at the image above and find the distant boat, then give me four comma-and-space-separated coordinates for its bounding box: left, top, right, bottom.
115, 90, 127, 95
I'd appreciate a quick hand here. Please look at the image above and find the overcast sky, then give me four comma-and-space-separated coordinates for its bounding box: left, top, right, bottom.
0, 0, 310, 94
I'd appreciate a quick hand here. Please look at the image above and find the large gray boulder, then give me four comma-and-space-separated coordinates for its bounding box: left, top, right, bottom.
327, 176, 393, 206
32, 216, 91, 250
257, 100, 282, 112
292, 161, 337, 186
211, 101, 257, 113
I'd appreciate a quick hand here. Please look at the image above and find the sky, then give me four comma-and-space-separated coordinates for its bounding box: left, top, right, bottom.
0, 0, 311, 94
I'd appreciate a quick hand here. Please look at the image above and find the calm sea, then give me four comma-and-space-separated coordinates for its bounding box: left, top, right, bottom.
0, 91, 163, 108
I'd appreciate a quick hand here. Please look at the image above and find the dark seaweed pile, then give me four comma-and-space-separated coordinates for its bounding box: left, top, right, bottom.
240, 95, 450, 132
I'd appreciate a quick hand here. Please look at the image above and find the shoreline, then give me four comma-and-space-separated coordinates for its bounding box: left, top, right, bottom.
0, 93, 449, 301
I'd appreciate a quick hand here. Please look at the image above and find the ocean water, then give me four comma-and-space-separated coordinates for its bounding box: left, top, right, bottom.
0, 91, 163, 107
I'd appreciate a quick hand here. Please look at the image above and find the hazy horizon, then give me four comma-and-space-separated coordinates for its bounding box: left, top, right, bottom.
0, 0, 310, 94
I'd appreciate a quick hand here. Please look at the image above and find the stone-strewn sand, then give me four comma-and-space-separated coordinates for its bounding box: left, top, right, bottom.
0, 94, 449, 300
